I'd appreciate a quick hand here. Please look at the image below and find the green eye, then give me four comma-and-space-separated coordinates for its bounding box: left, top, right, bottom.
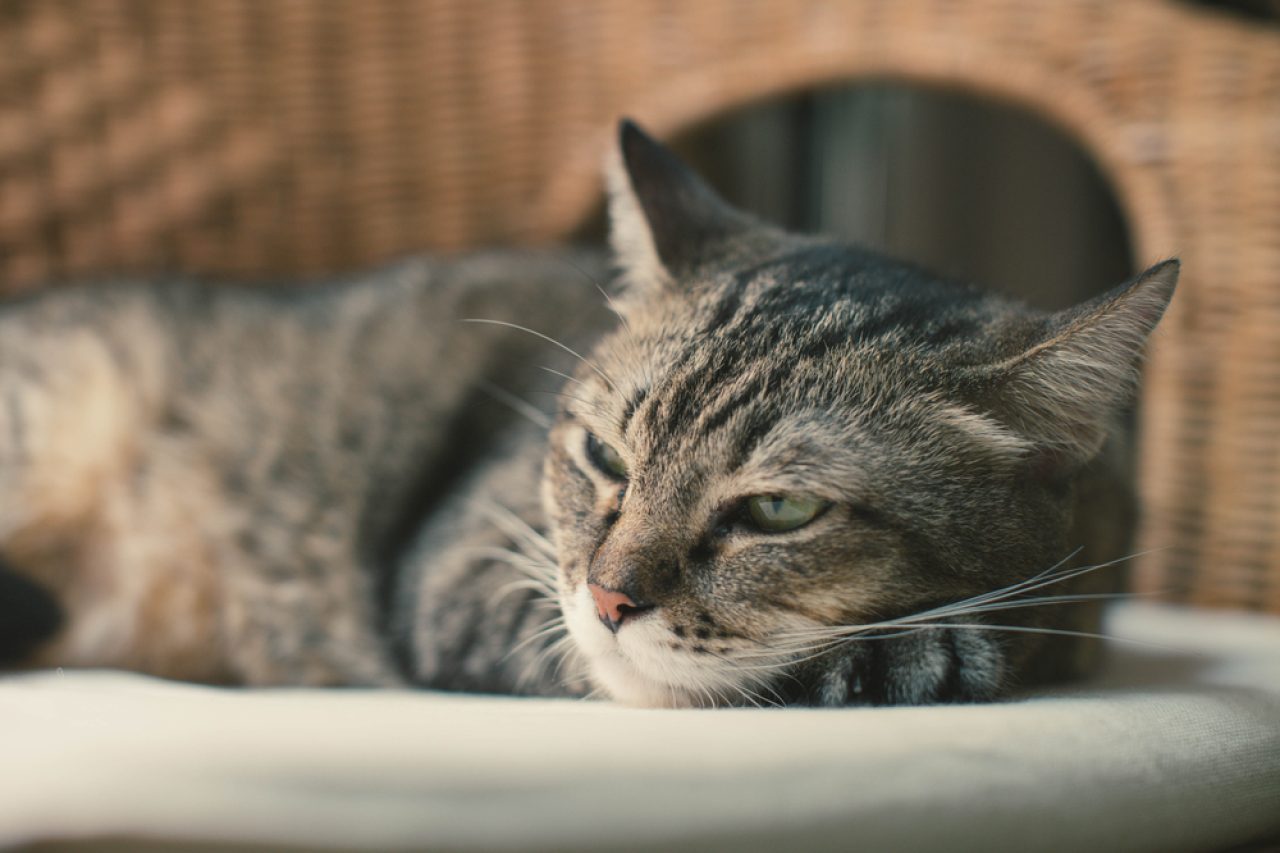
745, 495, 828, 532
586, 433, 629, 479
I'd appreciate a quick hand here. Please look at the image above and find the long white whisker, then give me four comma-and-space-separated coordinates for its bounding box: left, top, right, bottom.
546, 634, 581, 680
518, 631, 577, 690
505, 618, 568, 660
871, 622, 1192, 654
718, 639, 845, 675
749, 674, 789, 707
779, 549, 1157, 645
528, 389, 614, 421
476, 380, 551, 430
549, 250, 652, 394
960, 548, 1157, 610
777, 589, 1151, 644
470, 500, 559, 562
493, 578, 559, 606
539, 365, 586, 388
462, 318, 620, 394
922, 546, 1089, 614
947, 590, 1155, 618
464, 545, 556, 577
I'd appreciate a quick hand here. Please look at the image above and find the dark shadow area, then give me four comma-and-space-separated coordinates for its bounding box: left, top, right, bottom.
1181, 0, 1280, 24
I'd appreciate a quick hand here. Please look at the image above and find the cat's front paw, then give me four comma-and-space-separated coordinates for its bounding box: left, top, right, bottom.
795, 622, 1008, 707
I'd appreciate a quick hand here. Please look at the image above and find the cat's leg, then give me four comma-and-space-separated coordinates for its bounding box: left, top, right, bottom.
795, 620, 1008, 707
391, 426, 587, 698
216, 521, 404, 688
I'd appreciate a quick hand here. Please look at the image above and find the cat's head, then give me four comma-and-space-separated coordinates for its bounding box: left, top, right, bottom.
543, 120, 1176, 707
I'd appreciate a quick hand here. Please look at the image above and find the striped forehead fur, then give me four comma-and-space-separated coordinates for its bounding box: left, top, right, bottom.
586, 252, 1041, 469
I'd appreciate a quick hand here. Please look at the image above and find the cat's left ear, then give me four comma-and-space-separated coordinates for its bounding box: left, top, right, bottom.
981, 259, 1179, 462
605, 119, 764, 298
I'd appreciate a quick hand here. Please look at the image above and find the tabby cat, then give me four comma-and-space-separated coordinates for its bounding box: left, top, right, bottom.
0, 121, 1176, 707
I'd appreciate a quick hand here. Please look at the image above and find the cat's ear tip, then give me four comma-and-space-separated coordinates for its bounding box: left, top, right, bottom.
616, 117, 661, 165
616, 117, 650, 144
1139, 257, 1180, 288
1145, 257, 1180, 280
1129, 257, 1180, 306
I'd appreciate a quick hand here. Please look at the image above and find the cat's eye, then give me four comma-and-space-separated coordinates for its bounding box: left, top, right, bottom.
745, 495, 829, 532
586, 433, 628, 480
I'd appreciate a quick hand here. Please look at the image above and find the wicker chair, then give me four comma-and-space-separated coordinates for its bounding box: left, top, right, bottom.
1, 0, 1278, 612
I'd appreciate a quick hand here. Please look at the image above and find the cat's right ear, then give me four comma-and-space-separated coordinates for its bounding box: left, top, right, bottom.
605, 119, 757, 299
979, 259, 1179, 463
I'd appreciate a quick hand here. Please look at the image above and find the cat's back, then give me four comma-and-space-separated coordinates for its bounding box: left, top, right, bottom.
0, 248, 613, 685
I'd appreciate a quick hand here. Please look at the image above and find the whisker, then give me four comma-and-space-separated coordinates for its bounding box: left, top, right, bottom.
539, 365, 586, 388
871, 621, 1193, 654
528, 389, 613, 420
717, 639, 845, 675
550, 253, 605, 292
459, 549, 558, 599
703, 649, 785, 702
462, 318, 620, 394
463, 544, 557, 576
960, 548, 1157, 610
594, 281, 635, 336
777, 589, 1152, 643
950, 590, 1156, 618
921, 546, 1087, 614
733, 677, 785, 708
733, 684, 763, 709
549, 250, 655, 393
469, 500, 559, 562
476, 380, 551, 430
749, 675, 789, 707
778, 549, 1159, 645
545, 634, 581, 679
588, 285, 657, 393
493, 578, 558, 606
518, 631, 577, 690
505, 618, 568, 660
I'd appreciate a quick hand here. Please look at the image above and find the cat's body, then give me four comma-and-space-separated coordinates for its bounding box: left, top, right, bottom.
0, 123, 1174, 706
0, 253, 609, 691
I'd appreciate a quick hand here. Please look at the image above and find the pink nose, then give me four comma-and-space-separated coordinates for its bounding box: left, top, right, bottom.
588, 583, 648, 633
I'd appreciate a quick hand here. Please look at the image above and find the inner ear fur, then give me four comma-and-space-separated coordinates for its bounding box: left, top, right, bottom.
977, 259, 1179, 462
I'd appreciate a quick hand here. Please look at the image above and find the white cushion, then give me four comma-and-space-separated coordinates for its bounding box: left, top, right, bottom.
3, 603, 1278, 851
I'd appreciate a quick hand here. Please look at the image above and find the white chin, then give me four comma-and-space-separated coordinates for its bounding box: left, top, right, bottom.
562, 585, 726, 708
587, 654, 705, 708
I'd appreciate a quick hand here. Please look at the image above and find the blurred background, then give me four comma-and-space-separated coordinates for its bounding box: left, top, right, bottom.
0, 0, 1277, 613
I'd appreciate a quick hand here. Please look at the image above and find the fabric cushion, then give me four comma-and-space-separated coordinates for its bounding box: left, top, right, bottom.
3, 603, 1278, 851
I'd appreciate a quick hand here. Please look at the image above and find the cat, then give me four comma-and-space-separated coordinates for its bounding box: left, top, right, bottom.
0, 120, 1176, 707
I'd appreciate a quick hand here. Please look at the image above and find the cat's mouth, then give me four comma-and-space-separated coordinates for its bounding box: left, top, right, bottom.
562, 584, 756, 708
